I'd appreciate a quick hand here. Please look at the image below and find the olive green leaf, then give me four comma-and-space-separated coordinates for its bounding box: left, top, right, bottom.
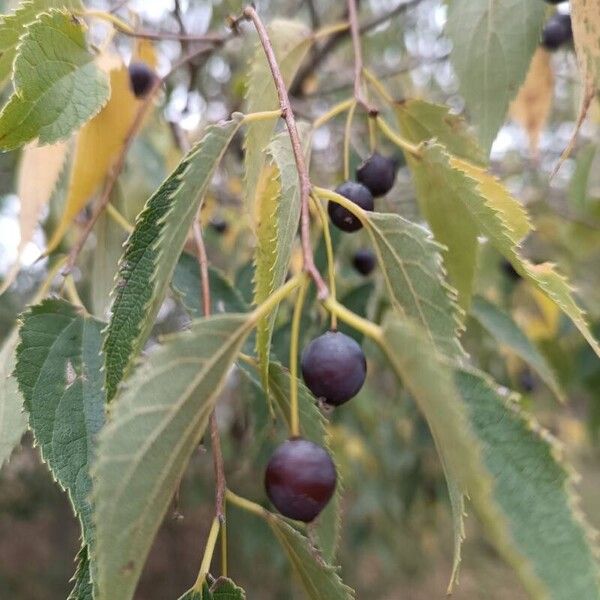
94, 314, 252, 600
0, 9, 109, 150
470, 295, 563, 401
103, 114, 243, 401
0, 0, 83, 86
446, 0, 545, 154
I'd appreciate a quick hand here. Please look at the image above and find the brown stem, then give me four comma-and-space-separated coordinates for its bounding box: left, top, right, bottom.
243, 5, 328, 299
191, 221, 227, 520
347, 0, 377, 115
62, 41, 230, 275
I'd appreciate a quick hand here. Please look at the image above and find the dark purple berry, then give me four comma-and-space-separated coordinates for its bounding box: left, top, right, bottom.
210, 217, 228, 234
519, 370, 536, 393
544, 0, 566, 4
328, 181, 374, 232
265, 438, 337, 522
301, 331, 367, 406
128, 62, 157, 98
353, 249, 376, 276
356, 152, 398, 197
541, 14, 572, 51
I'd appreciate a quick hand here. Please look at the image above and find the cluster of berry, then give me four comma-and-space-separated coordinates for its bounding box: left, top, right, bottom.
265, 152, 401, 522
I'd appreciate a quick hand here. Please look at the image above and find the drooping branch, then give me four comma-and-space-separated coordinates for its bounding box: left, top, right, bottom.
243, 5, 329, 299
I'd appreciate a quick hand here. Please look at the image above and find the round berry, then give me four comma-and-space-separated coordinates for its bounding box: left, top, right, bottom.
128, 62, 158, 98
301, 331, 367, 406
328, 181, 374, 232
210, 217, 228, 234
356, 152, 398, 197
541, 14, 572, 51
353, 248, 376, 276
544, 0, 566, 4
265, 438, 336, 522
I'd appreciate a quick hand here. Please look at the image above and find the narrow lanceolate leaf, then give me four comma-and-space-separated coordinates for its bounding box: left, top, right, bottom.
0, 0, 83, 86
94, 314, 252, 600
244, 20, 312, 225
173, 253, 249, 317
456, 368, 600, 600
0, 140, 68, 295
380, 317, 498, 590
446, 0, 545, 153
0, 329, 27, 468
47, 60, 141, 253
15, 299, 105, 541
471, 296, 564, 401
267, 515, 355, 600
103, 115, 243, 401
0, 10, 110, 150
395, 100, 485, 309
420, 143, 600, 358
254, 126, 311, 391
178, 577, 246, 600
364, 211, 464, 360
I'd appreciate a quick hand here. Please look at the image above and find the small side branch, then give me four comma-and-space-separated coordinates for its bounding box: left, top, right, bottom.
243, 5, 329, 299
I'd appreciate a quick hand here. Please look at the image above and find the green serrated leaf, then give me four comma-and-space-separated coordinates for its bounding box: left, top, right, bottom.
471, 295, 564, 401
254, 125, 311, 392
364, 211, 464, 360
267, 515, 355, 600
244, 20, 312, 225
173, 253, 249, 317
420, 143, 600, 359
103, 114, 243, 401
67, 545, 93, 600
15, 298, 105, 543
0, 0, 83, 86
446, 0, 545, 153
0, 329, 27, 468
0, 9, 109, 150
395, 99, 486, 165
456, 367, 600, 600
395, 100, 485, 310
94, 314, 252, 600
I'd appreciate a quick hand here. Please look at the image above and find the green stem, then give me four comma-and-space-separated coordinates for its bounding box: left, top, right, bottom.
250, 273, 305, 326
313, 98, 355, 130
343, 101, 358, 180
313, 186, 368, 226
289, 277, 309, 437
193, 516, 221, 591
313, 21, 350, 40
226, 489, 267, 519
363, 68, 394, 104
323, 297, 382, 341
79, 9, 135, 33
242, 110, 282, 124
310, 195, 338, 330
106, 202, 133, 233
376, 116, 422, 157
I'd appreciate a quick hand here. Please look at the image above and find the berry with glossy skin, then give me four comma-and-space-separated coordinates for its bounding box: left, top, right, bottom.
544, 0, 566, 4
541, 14, 572, 51
328, 181, 374, 232
356, 152, 398, 197
353, 248, 376, 276
128, 62, 158, 98
301, 330, 367, 406
210, 217, 228, 234
265, 438, 337, 522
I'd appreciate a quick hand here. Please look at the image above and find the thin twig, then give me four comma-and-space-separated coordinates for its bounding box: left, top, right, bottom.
243, 5, 328, 299
290, 0, 421, 97
63, 41, 232, 275
347, 0, 377, 115
191, 221, 227, 520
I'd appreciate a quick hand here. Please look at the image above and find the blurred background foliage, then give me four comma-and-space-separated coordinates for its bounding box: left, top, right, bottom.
1, 0, 599, 598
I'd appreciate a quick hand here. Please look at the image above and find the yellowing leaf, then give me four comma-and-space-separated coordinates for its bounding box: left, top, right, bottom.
0, 141, 68, 294
133, 39, 157, 69
510, 48, 554, 156
46, 61, 140, 253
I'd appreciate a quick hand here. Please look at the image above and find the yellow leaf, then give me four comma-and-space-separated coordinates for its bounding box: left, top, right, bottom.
133, 39, 157, 69
46, 59, 140, 253
509, 48, 554, 157
554, 0, 600, 172
0, 141, 68, 294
